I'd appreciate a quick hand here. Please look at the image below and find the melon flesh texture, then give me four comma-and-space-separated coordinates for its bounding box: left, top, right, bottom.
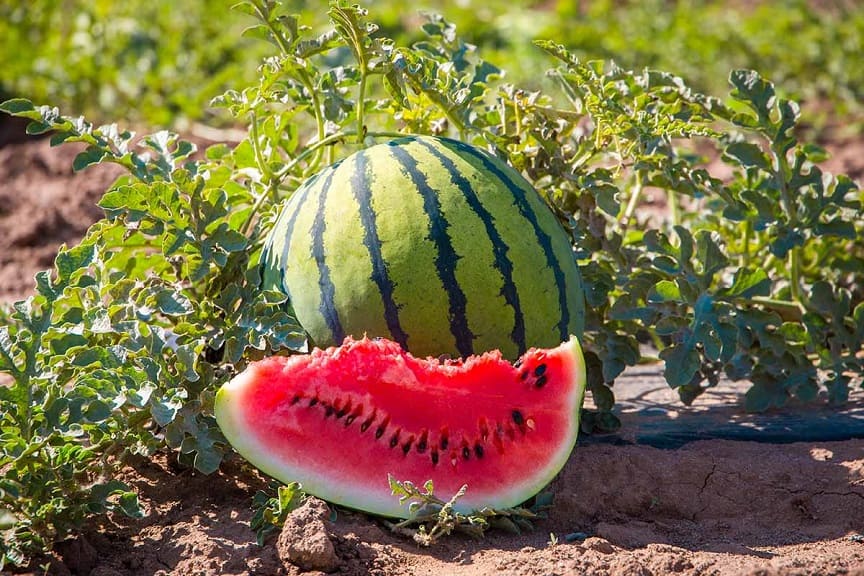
215, 336, 586, 518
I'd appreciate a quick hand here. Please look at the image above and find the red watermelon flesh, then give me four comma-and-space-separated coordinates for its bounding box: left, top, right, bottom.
215, 336, 585, 518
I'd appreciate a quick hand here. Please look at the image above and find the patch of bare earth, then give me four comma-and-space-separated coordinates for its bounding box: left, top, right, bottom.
0, 117, 124, 303
25, 438, 864, 576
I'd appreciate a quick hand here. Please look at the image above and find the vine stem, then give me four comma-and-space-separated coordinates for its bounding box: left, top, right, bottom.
250, 0, 326, 169
771, 143, 802, 303
239, 130, 410, 235
249, 112, 272, 184
742, 295, 805, 321
297, 68, 327, 169
617, 171, 644, 233
741, 219, 752, 267
356, 69, 368, 145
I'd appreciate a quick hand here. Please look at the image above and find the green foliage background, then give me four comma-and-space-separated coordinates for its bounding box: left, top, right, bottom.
4, 1, 864, 127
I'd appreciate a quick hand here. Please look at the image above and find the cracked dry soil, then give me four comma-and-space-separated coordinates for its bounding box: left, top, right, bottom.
2, 117, 864, 575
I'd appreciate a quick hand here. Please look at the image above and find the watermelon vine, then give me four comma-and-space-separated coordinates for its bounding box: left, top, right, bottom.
0, 0, 862, 567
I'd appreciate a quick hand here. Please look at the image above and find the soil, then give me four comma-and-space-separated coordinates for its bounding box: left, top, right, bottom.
2, 113, 864, 575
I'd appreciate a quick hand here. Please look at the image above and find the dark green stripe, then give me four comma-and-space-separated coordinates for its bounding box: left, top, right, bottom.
311, 169, 345, 343
414, 138, 526, 354
438, 137, 571, 342
388, 142, 475, 358
352, 151, 409, 349
276, 167, 330, 295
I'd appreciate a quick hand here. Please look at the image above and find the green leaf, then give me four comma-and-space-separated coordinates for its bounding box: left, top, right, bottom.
724, 141, 770, 171
744, 380, 785, 412
770, 228, 805, 258
660, 343, 701, 388
729, 69, 775, 121
154, 290, 194, 316
73, 148, 109, 172
696, 323, 723, 362
815, 219, 856, 238
175, 344, 200, 382
193, 444, 223, 475
55, 242, 96, 284
98, 186, 148, 211
724, 267, 770, 298
647, 280, 681, 303
151, 395, 183, 427
210, 226, 248, 253
118, 492, 145, 518
809, 281, 850, 319
695, 230, 728, 278
594, 184, 620, 216
741, 189, 779, 222
84, 400, 112, 423
675, 226, 694, 266
601, 334, 640, 381
0, 98, 35, 115
0, 326, 22, 374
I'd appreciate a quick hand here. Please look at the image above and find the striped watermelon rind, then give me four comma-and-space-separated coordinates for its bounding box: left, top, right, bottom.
261, 135, 585, 360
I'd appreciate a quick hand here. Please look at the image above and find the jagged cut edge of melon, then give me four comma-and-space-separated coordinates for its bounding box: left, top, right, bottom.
215, 336, 586, 518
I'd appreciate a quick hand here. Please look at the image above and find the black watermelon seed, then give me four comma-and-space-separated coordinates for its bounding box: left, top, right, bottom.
462, 446, 471, 460
375, 425, 386, 439
290, 394, 302, 406
361, 418, 373, 433
431, 451, 439, 466
416, 432, 428, 453
474, 444, 484, 459
344, 414, 356, 426
534, 363, 547, 377
324, 404, 334, 418
335, 398, 351, 419
519, 371, 529, 380
401, 436, 414, 455
389, 431, 401, 449
440, 436, 449, 450
308, 397, 318, 407
535, 374, 548, 388
512, 410, 525, 426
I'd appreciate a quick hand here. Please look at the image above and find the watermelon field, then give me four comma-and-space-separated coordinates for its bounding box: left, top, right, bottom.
1, 1, 864, 574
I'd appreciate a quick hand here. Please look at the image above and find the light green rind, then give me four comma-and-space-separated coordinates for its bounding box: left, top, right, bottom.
400, 139, 518, 358
443, 140, 586, 344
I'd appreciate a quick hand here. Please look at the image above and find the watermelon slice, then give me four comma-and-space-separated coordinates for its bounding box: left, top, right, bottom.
215, 336, 585, 517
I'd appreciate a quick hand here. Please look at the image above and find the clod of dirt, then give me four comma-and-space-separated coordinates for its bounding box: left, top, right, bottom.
595, 520, 670, 549
277, 498, 341, 573
582, 537, 618, 555
54, 535, 98, 575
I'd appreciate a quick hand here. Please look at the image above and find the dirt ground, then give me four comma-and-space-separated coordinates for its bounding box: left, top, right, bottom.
2, 114, 864, 575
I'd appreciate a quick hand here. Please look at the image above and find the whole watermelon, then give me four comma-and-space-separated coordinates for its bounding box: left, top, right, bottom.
260, 135, 585, 359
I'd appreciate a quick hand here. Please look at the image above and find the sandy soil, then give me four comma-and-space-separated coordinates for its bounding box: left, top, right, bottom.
32, 439, 864, 576
2, 114, 863, 575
